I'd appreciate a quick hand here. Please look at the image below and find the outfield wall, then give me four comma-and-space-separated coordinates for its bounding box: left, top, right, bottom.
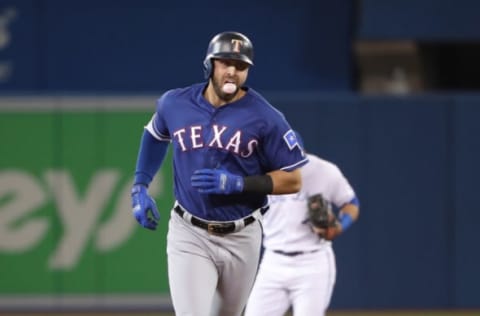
0, 94, 479, 311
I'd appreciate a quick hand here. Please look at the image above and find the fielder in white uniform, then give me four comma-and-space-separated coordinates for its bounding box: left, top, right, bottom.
245, 134, 360, 316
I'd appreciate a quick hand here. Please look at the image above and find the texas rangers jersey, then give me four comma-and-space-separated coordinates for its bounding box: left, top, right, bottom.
263, 153, 355, 251
145, 82, 308, 221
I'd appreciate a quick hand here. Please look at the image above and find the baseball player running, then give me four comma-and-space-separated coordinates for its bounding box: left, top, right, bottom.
130, 31, 308, 316
244, 131, 360, 316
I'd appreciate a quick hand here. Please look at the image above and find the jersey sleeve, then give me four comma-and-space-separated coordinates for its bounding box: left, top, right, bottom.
145, 91, 172, 141
329, 167, 356, 208
302, 157, 355, 208
261, 113, 308, 172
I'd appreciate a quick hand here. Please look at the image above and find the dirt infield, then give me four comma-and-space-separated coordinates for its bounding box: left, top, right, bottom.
2, 310, 480, 316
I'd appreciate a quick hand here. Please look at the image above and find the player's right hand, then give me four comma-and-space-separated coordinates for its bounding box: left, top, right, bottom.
191, 168, 244, 194
131, 184, 160, 230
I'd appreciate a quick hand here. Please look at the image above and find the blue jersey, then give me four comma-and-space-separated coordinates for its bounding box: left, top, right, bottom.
146, 82, 308, 221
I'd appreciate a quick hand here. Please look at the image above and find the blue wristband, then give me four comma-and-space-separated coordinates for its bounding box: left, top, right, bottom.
339, 213, 353, 231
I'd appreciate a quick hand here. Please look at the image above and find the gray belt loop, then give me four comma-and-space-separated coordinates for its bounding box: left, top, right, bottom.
233, 208, 262, 232
175, 201, 192, 222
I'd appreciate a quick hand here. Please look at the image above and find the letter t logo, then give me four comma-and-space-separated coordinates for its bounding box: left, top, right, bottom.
231, 39, 243, 52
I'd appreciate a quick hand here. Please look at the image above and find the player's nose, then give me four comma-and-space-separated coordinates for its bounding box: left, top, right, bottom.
225, 64, 236, 75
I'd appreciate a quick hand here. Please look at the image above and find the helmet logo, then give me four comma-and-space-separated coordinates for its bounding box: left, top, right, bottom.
231, 39, 243, 53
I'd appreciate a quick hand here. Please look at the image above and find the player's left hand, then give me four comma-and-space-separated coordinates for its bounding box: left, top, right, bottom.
191, 168, 244, 194
131, 184, 160, 230
312, 218, 342, 241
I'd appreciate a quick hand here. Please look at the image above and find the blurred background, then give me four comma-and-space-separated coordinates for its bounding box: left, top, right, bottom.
0, 0, 479, 315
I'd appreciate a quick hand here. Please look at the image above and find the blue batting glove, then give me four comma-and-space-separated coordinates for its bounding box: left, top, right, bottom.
131, 184, 160, 230
191, 168, 244, 194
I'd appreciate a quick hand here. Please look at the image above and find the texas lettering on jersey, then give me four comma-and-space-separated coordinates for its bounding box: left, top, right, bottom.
172, 124, 258, 158
143, 83, 308, 220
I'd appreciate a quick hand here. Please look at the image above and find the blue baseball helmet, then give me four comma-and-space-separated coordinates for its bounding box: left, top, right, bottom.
203, 31, 254, 79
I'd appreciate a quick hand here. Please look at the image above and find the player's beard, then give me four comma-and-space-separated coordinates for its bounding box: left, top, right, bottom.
211, 76, 239, 103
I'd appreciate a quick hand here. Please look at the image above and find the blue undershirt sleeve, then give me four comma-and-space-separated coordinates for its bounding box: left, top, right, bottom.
134, 130, 169, 187
338, 196, 359, 232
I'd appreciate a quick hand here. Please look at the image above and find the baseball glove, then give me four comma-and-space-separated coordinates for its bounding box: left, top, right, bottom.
306, 194, 339, 240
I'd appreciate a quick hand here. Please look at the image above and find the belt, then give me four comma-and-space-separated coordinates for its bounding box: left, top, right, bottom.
174, 205, 268, 235
273, 249, 320, 257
